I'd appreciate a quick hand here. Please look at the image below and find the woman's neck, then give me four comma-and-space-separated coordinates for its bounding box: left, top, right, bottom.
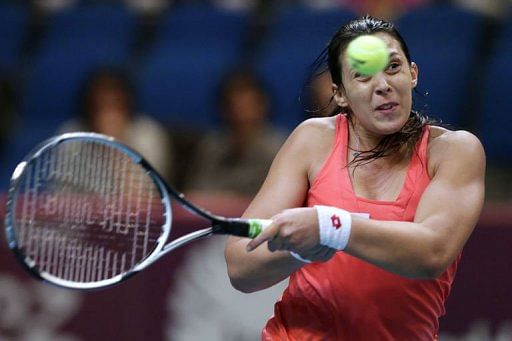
347, 116, 408, 166
348, 118, 381, 154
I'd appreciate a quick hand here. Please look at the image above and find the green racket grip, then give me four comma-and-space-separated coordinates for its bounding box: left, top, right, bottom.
247, 219, 273, 238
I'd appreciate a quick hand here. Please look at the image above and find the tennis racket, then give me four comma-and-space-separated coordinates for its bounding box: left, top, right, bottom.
4, 132, 271, 290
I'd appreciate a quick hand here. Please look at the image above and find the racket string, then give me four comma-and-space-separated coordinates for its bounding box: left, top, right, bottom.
13, 140, 167, 283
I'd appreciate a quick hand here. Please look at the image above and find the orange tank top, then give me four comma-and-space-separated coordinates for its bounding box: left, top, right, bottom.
262, 114, 458, 340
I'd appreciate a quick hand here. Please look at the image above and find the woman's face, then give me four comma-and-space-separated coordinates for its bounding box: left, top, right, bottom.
334, 32, 418, 136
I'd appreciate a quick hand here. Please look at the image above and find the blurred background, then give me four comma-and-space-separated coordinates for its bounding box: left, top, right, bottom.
0, 0, 511, 340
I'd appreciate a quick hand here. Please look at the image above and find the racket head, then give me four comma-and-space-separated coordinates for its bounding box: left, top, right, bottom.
4, 132, 172, 289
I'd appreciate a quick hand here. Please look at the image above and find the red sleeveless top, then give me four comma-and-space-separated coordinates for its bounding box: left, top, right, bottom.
262, 115, 458, 340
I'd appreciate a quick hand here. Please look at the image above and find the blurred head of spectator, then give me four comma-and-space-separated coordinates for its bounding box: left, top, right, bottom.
218, 69, 272, 145
125, 0, 171, 16
341, 0, 430, 19
33, 0, 77, 15
80, 68, 136, 142
453, 0, 510, 19
306, 71, 337, 118
211, 0, 258, 11
60, 67, 173, 181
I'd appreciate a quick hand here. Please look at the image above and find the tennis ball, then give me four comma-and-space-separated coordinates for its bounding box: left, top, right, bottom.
346, 35, 389, 76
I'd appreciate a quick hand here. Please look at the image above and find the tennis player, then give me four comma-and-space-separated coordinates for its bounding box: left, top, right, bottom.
225, 15, 485, 340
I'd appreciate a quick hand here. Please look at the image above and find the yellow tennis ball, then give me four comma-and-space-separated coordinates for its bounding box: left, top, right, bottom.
347, 35, 389, 76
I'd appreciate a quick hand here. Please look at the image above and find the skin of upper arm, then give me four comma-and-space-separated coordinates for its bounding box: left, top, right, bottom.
413, 130, 486, 272
227, 118, 332, 243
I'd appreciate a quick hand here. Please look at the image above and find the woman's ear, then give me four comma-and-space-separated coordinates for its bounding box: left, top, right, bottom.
332, 84, 348, 108
410, 62, 418, 88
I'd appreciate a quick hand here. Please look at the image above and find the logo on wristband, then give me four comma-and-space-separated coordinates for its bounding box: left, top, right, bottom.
331, 214, 342, 229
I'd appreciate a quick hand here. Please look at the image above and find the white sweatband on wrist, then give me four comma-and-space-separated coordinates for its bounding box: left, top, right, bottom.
315, 205, 352, 250
290, 251, 312, 263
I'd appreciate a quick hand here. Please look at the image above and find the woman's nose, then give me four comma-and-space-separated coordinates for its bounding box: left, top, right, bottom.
373, 74, 392, 95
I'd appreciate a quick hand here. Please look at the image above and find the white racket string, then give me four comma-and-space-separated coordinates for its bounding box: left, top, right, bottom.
12, 140, 167, 284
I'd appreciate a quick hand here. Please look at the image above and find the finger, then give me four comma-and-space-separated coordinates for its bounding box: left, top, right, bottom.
247, 223, 279, 251
267, 239, 279, 252
267, 237, 286, 252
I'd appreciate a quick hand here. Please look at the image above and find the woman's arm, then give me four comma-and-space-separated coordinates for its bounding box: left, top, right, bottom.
347, 130, 485, 278
225, 119, 335, 293
248, 130, 486, 280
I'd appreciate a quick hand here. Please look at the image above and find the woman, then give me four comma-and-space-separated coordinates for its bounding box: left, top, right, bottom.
224, 16, 485, 340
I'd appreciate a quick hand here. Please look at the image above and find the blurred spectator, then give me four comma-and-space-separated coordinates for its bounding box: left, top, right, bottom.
340, 0, 431, 19
300, 0, 347, 9
170, 70, 287, 340
211, 0, 258, 11
185, 69, 285, 196
124, 0, 170, 16
33, 0, 77, 14
453, 0, 510, 18
340, 0, 510, 20
33, 0, 172, 16
59, 67, 174, 181
305, 71, 337, 118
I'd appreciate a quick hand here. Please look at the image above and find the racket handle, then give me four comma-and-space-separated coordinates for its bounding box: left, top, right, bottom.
247, 219, 273, 238
214, 219, 272, 238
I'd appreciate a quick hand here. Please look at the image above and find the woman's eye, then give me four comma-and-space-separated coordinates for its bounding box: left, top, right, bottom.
387, 62, 400, 72
354, 73, 370, 81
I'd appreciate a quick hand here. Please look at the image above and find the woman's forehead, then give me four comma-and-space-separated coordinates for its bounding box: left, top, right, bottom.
374, 32, 404, 56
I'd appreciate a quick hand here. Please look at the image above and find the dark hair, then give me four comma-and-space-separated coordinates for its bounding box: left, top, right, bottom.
215, 67, 272, 125
310, 15, 437, 166
218, 68, 268, 107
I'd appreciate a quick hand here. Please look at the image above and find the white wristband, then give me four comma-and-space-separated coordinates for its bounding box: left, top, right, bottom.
315, 205, 352, 250
290, 251, 312, 263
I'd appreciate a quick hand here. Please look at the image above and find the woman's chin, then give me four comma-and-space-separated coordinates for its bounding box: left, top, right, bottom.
372, 114, 410, 135
371, 122, 406, 136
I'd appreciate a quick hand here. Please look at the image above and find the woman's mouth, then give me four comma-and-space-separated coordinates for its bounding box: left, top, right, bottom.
375, 102, 398, 114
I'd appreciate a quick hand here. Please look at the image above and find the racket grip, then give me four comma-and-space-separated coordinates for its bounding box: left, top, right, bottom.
214, 219, 272, 238
246, 219, 273, 238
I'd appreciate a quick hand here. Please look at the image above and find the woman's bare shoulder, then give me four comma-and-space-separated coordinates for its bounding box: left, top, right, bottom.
286, 116, 337, 152
290, 116, 337, 143
297, 116, 337, 132
428, 126, 482, 149
427, 125, 485, 176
